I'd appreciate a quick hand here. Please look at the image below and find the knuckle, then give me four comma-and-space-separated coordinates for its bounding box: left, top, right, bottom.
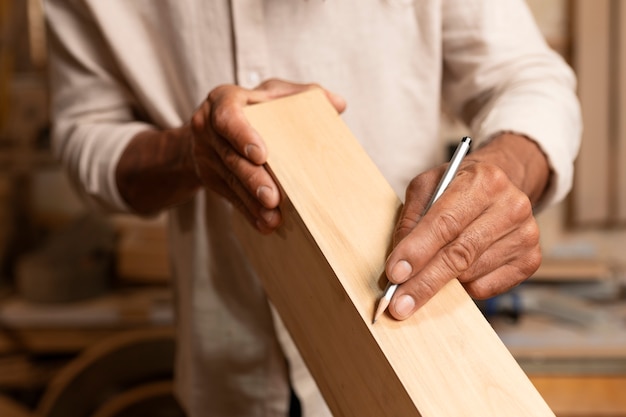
393, 227, 411, 246
259, 78, 282, 89
482, 163, 507, 186
207, 84, 233, 103
473, 163, 509, 195
415, 276, 440, 303
218, 148, 264, 196
464, 275, 506, 300
210, 104, 236, 133
222, 167, 241, 192
406, 172, 436, 198
191, 101, 210, 134
434, 211, 463, 243
393, 217, 418, 243
440, 239, 474, 275
207, 90, 219, 103
305, 82, 323, 91
191, 111, 204, 134
466, 281, 496, 300
521, 246, 542, 276
518, 219, 540, 247
242, 168, 264, 191
221, 145, 242, 170
507, 194, 533, 222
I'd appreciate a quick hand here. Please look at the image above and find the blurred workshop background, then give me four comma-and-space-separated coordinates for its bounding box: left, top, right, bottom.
0, 1, 624, 416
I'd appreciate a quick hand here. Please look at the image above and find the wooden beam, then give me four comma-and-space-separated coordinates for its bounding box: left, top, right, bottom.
571, 0, 612, 226
616, 0, 626, 223
235, 90, 553, 416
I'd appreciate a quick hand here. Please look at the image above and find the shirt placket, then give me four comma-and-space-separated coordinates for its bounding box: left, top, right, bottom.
230, 0, 271, 89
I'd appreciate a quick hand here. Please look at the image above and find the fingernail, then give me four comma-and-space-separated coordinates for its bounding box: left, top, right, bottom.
257, 185, 274, 207
256, 219, 270, 233
394, 294, 416, 318
390, 260, 412, 283
259, 208, 275, 224
245, 144, 263, 163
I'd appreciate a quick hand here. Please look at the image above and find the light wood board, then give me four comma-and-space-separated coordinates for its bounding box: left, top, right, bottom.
235, 90, 553, 416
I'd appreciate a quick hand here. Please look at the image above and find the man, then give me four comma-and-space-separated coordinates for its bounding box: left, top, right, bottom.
44, 1, 581, 416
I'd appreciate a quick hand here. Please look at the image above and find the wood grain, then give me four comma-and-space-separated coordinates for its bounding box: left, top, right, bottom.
235, 89, 554, 416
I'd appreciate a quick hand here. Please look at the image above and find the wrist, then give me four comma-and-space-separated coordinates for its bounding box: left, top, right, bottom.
116, 125, 202, 214
467, 133, 550, 206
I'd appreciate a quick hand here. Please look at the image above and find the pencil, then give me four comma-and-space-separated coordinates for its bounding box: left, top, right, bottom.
373, 136, 472, 324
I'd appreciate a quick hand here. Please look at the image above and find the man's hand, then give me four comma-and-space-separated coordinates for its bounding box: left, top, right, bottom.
190, 79, 346, 233
116, 79, 345, 225
384, 133, 550, 320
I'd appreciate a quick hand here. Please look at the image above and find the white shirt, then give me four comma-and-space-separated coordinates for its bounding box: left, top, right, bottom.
44, 1, 581, 415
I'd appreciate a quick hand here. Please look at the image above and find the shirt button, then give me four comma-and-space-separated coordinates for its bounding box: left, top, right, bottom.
246, 70, 262, 87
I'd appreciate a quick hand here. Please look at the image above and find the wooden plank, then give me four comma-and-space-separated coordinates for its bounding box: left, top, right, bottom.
530, 376, 626, 417
0, 289, 174, 354
616, 0, 626, 223
571, 0, 611, 226
530, 258, 612, 282
0, 327, 174, 355
235, 90, 553, 416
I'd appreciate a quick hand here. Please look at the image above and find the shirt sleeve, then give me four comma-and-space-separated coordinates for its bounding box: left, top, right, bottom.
44, 0, 155, 213
441, 0, 582, 209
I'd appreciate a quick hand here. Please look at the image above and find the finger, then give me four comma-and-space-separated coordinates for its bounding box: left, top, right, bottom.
386, 221, 488, 319
212, 177, 282, 234
387, 162, 527, 283
255, 79, 347, 113
386, 204, 527, 319
392, 168, 443, 246
194, 146, 282, 233
207, 81, 346, 166
191, 110, 270, 213
207, 86, 270, 165
202, 88, 282, 208
426, 189, 533, 286
462, 253, 541, 300
386, 172, 479, 286
208, 130, 280, 208
457, 216, 540, 287
385, 209, 481, 320
386, 189, 536, 319
198, 130, 279, 212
